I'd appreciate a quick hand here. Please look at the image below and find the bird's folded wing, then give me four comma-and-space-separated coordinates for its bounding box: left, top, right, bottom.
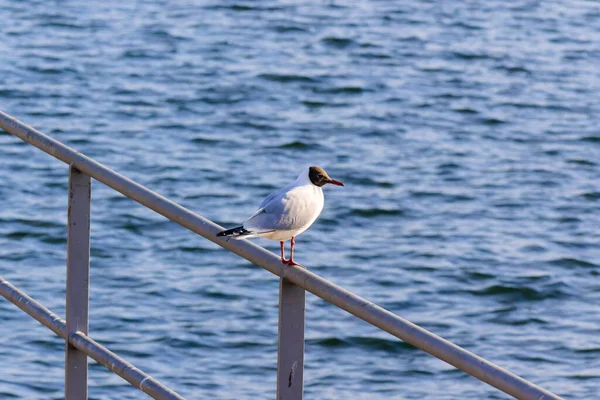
259, 189, 281, 209
244, 207, 266, 222
244, 188, 312, 232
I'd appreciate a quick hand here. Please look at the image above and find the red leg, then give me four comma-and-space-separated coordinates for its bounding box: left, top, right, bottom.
288, 236, 296, 265
280, 241, 288, 263
284, 236, 304, 267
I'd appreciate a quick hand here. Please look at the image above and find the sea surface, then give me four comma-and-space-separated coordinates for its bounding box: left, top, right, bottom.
1, 1, 600, 399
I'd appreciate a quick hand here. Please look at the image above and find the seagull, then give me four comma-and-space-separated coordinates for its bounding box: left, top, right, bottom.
217, 166, 344, 266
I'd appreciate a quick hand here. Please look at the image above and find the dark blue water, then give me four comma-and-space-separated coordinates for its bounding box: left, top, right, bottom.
1, 1, 600, 398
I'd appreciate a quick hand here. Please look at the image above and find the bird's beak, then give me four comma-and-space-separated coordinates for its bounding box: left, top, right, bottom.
327, 178, 344, 186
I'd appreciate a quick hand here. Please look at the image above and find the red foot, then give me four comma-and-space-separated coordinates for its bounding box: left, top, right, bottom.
282, 259, 306, 268
280, 237, 306, 268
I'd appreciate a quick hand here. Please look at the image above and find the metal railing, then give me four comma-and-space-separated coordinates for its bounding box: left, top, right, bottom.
0, 110, 563, 400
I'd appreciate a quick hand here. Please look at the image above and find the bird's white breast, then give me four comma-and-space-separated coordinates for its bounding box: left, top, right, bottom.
249, 183, 324, 241
283, 184, 324, 229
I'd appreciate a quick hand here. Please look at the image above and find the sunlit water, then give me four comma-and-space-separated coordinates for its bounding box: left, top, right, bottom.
1, 1, 600, 399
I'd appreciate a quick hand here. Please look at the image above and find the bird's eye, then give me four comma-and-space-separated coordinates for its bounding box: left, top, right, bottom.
317, 174, 323, 179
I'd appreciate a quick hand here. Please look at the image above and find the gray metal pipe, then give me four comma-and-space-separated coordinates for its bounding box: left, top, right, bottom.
65, 166, 92, 400
277, 278, 305, 400
0, 277, 186, 400
0, 110, 563, 400
69, 332, 185, 400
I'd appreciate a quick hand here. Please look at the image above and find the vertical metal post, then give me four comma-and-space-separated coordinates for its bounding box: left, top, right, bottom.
277, 277, 305, 400
65, 166, 91, 400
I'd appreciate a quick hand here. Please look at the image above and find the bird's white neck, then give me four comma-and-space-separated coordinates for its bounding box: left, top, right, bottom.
293, 167, 313, 186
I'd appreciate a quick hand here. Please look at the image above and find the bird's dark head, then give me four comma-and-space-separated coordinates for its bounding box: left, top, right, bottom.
308, 166, 344, 187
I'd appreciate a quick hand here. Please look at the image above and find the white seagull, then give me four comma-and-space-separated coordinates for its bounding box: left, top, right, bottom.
217, 166, 344, 266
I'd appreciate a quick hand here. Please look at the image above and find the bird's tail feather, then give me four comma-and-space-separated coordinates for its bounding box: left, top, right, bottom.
217, 226, 252, 238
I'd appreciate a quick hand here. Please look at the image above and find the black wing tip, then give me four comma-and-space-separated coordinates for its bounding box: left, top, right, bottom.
217, 226, 247, 237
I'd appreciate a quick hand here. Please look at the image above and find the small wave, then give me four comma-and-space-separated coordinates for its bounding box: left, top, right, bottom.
553, 240, 596, 250
410, 191, 475, 202
472, 285, 540, 298
91, 248, 112, 259
520, 244, 546, 253
321, 37, 354, 49
38, 21, 85, 30
493, 201, 522, 208
41, 236, 66, 245
5, 218, 63, 229
201, 289, 244, 300
356, 52, 392, 60
469, 283, 570, 301
450, 22, 484, 31
258, 73, 317, 83
275, 141, 319, 150
6, 229, 63, 245
302, 100, 327, 108
549, 258, 597, 268
573, 347, 600, 354
347, 208, 403, 217
434, 93, 463, 99
68, 138, 92, 145
226, 340, 266, 349
273, 25, 308, 33
117, 100, 155, 107
167, 337, 215, 349
346, 252, 372, 260
148, 29, 188, 42
0, 89, 30, 99
27, 110, 73, 117
437, 162, 461, 169
234, 121, 276, 131
318, 86, 365, 94
119, 221, 144, 234
205, 4, 284, 12
199, 95, 247, 105
185, 193, 232, 200
224, 4, 255, 11
496, 65, 530, 74
122, 49, 157, 59
6, 231, 42, 239
452, 107, 478, 114
479, 117, 506, 125
491, 317, 549, 327
511, 352, 556, 363
498, 102, 568, 111
567, 159, 596, 166
452, 51, 496, 60
191, 136, 220, 145
465, 271, 496, 280
556, 217, 580, 223
409, 191, 442, 198
564, 371, 600, 381
580, 192, 600, 201
155, 123, 187, 130
114, 348, 153, 359
178, 246, 215, 254
580, 136, 600, 143
309, 336, 414, 353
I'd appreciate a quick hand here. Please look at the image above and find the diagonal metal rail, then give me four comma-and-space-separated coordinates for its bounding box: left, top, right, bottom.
0, 110, 563, 400
0, 277, 185, 400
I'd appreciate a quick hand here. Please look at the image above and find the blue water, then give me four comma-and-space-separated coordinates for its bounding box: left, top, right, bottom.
1, 1, 600, 399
